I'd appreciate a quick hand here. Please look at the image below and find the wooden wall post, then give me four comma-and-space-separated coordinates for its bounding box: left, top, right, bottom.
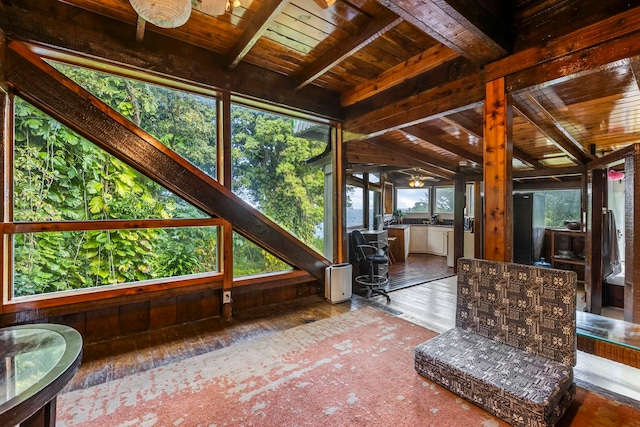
334, 122, 346, 263
218, 92, 233, 320
473, 181, 483, 259
483, 78, 513, 262
625, 147, 640, 322
453, 174, 465, 271
0, 29, 8, 312
586, 169, 605, 315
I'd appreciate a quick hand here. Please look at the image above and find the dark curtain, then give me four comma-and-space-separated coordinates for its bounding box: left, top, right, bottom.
602, 210, 622, 278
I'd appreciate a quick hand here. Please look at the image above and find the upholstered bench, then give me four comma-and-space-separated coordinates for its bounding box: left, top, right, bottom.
414, 258, 577, 427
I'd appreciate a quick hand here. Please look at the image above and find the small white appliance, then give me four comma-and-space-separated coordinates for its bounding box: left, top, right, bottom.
325, 263, 352, 303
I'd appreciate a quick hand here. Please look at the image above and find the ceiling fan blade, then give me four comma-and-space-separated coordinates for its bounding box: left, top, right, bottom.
201, 0, 228, 15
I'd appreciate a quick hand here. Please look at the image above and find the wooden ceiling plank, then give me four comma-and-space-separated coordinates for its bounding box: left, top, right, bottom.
376, 0, 508, 64
372, 135, 459, 173
226, 0, 291, 70
340, 44, 459, 106
402, 125, 483, 165
514, 93, 591, 164
1, 2, 343, 120
7, 42, 329, 280
294, 10, 402, 90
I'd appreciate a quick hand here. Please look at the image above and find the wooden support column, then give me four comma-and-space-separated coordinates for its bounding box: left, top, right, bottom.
0, 29, 8, 313
453, 174, 465, 271
586, 169, 605, 315
483, 78, 513, 262
334, 123, 346, 263
625, 147, 640, 322
218, 92, 233, 320
474, 181, 483, 259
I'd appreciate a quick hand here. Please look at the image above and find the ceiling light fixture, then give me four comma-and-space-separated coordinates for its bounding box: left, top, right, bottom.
130, 0, 192, 28
201, 0, 241, 16
408, 175, 425, 188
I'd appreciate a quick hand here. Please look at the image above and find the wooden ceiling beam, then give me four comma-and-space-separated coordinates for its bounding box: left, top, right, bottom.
1, 0, 343, 121
294, 10, 402, 90
7, 42, 329, 281
487, 5, 640, 82
376, 0, 509, 64
340, 45, 460, 107
344, 73, 485, 141
512, 166, 585, 179
369, 139, 458, 177
512, 94, 591, 165
226, 0, 289, 70
402, 125, 483, 165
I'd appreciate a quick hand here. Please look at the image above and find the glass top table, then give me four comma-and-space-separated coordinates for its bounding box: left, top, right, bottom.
0, 324, 82, 427
576, 311, 640, 352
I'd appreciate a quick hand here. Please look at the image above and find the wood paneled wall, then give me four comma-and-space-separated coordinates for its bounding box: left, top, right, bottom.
0, 275, 321, 344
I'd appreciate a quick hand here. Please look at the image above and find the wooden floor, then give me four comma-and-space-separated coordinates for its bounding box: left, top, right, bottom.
385, 253, 453, 292
65, 254, 640, 408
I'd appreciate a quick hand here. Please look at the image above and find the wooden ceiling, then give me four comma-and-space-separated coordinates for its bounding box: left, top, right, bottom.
2, 0, 640, 186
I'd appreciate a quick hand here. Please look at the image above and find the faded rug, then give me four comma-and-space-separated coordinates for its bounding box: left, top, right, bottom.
57, 306, 640, 426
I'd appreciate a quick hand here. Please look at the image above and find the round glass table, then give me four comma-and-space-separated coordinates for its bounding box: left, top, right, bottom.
0, 324, 82, 427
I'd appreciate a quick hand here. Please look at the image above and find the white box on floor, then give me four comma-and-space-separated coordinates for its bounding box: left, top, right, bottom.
325, 263, 352, 303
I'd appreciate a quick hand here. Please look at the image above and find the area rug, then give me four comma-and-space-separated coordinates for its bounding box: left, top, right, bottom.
57, 306, 640, 426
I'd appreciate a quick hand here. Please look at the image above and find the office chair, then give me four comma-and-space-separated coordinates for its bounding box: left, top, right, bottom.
351, 229, 391, 302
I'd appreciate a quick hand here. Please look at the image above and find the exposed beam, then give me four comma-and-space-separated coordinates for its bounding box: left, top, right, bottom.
486, 5, 640, 82
505, 28, 640, 93
512, 166, 585, 179
513, 93, 591, 164
369, 140, 458, 178
344, 73, 485, 141
340, 45, 459, 107
402, 125, 483, 165
1, 1, 343, 121
226, 0, 289, 70
376, 0, 508, 64
295, 10, 402, 90
587, 143, 636, 171
440, 112, 545, 169
7, 43, 330, 281
347, 141, 422, 167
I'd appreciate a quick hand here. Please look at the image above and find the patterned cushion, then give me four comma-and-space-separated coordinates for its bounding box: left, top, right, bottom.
456, 258, 577, 366
415, 329, 575, 426
414, 258, 578, 427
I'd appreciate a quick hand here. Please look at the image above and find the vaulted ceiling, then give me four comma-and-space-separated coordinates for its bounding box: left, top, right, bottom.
2, 0, 640, 187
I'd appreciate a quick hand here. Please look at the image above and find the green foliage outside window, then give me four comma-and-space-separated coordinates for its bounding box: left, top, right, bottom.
11, 63, 328, 296
533, 190, 581, 227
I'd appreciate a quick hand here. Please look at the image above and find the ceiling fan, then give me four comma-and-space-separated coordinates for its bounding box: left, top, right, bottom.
129, 0, 241, 29
129, 0, 336, 29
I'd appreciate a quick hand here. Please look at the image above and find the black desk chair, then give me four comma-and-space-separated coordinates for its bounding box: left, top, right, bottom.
351, 230, 390, 302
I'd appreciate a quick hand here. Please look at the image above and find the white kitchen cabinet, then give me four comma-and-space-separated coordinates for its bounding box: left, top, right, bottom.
427, 227, 448, 256
409, 226, 428, 253
464, 231, 475, 258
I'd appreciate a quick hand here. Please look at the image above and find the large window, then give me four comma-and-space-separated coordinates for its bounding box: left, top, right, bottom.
397, 188, 430, 213
9, 62, 332, 299
531, 190, 581, 227
346, 185, 364, 227
13, 97, 216, 297
231, 103, 328, 265
434, 186, 454, 214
